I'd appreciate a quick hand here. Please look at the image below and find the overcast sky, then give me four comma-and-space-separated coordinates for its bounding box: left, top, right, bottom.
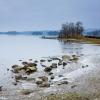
0, 0, 100, 31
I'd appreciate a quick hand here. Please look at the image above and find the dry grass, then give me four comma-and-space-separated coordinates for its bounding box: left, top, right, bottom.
40, 93, 90, 100
59, 37, 100, 44
83, 38, 100, 44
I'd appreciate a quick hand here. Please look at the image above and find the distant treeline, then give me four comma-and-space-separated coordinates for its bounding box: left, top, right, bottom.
0, 31, 59, 36
58, 22, 84, 39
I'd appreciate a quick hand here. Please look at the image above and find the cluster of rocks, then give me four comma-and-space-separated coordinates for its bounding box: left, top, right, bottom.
12, 62, 37, 75
10, 55, 79, 95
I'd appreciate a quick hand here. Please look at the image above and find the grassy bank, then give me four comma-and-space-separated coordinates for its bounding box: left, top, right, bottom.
43, 36, 100, 44
83, 37, 100, 44
59, 37, 100, 44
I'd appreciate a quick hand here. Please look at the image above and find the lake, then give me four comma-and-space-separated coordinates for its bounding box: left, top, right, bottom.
0, 35, 100, 99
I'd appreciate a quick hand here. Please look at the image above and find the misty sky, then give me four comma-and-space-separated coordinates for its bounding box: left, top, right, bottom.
0, 0, 100, 31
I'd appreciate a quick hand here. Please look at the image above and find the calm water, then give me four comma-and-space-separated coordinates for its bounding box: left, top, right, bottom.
0, 35, 100, 86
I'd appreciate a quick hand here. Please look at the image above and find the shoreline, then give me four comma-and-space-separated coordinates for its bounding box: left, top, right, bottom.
1, 53, 100, 100
42, 36, 100, 44
0, 36, 100, 100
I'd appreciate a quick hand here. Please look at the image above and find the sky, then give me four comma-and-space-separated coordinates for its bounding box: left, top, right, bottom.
0, 0, 100, 31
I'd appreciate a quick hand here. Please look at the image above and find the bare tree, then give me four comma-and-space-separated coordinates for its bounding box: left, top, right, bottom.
59, 22, 84, 39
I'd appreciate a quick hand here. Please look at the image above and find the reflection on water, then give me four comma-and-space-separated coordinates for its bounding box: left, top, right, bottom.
59, 40, 83, 55
59, 39, 100, 56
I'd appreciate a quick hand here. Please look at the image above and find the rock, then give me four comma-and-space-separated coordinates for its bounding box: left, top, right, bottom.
26, 78, 35, 81
50, 75, 55, 80
23, 65, 29, 69
38, 76, 48, 82
29, 59, 32, 61
57, 83, 62, 85
44, 67, 52, 72
19, 60, 22, 61
12, 66, 24, 73
34, 60, 38, 63
71, 85, 77, 89
26, 66, 37, 74
62, 67, 65, 69
12, 68, 19, 73
70, 55, 79, 61
62, 55, 70, 61
58, 81, 68, 85
12, 82, 17, 85
72, 57, 79, 61
36, 76, 50, 88
12, 65, 19, 68
27, 67, 36, 71
62, 78, 68, 80
21, 63, 37, 73
41, 64, 46, 67
40, 59, 46, 62
7, 68, 9, 71
50, 63, 57, 68
51, 57, 60, 61
21, 76, 27, 80
82, 66, 85, 68
47, 59, 52, 62
61, 81, 68, 84
22, 62, 28, 65
21, 89, 33, 95
86, 65, 89, 67
36, 80, 43, 85
11, 76, 14, 79
58, 59, 63, 66
48, 72, 53, 75
15, 75, 22, 80
63, 62, 67, 67
27, 63, 37, 67
58, 63, 62, 66
58, 61, 63, 66
58, 75, 63, 77
72, 55, 77, 58
82, 65, 89, 68
39, 83, 50, 88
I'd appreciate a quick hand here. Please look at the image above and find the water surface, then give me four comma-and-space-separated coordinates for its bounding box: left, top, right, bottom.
0, 35, 100, 86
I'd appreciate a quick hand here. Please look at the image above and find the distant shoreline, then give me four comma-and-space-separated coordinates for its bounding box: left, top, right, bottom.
42, 36, 100, 44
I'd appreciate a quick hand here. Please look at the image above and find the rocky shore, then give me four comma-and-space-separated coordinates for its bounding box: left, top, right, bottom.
0, 54, 100, 100
11, 55, 79, 89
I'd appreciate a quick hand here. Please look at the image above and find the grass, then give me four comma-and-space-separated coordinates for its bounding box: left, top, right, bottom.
43, 36, 100, 44
58, 37, 100, 44
40, 93, 90, 100
83, 37, 100, 44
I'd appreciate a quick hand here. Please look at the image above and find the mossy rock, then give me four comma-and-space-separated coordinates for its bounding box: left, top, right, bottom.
38, 76, 48, 82
26, 66, 37, 74
39, 82, 50, 88
62, 55, 70, 61
20, 89, 33, 95
27, 63, 37, 67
